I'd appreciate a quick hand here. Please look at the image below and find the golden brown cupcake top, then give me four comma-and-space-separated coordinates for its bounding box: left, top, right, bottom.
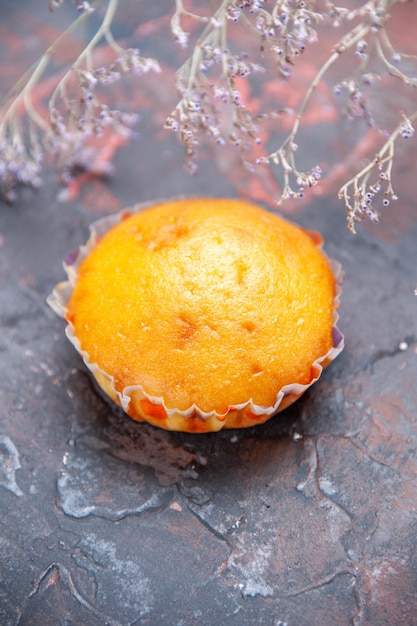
66, 198, 337, 415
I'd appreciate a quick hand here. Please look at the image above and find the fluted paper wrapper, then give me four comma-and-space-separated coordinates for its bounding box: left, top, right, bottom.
47, 202, 344, 433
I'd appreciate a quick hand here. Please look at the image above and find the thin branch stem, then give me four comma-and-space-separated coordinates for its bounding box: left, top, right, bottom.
339, 109, 417, 198
379, 26, 417, 62
375, 36, 417, 86
0, 3, 97, 126
271, 21, 373, 160
174, 0, 211, 24
50, 0, 120, 111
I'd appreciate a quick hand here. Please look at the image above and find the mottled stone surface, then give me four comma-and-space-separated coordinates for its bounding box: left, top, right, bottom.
1, 2, 417, 625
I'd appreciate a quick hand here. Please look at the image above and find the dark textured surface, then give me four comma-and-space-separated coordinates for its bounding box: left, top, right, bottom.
1, 3, 417, 625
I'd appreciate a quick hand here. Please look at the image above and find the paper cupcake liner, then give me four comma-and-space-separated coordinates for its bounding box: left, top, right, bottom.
47, 200, 344, 432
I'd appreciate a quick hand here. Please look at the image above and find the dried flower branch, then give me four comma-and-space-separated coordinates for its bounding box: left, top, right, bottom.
0, 0, 160, 201
339, 110, 416, 232
260, 18, 381, 204
166, 0, 417, 230
267, 0, 416, 226
1, 0, 416, 233
165, 1, 268, 175
165, 0, 327, 175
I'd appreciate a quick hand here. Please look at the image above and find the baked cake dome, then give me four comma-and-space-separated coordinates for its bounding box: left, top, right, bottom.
48, 198, 343, 432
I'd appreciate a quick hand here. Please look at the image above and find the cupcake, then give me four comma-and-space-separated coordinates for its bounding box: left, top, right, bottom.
48, 198, 343, 432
